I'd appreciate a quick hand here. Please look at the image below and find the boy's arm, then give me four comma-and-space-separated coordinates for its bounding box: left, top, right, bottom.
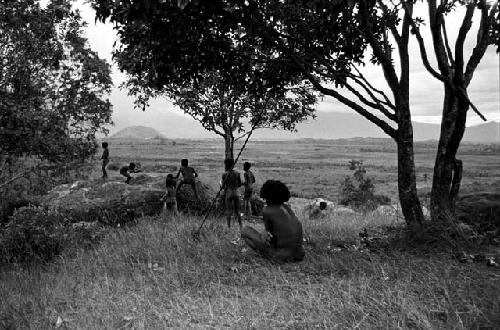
262, 209, 273, 234
175, 169, 181, 178
220, 173, 226, 188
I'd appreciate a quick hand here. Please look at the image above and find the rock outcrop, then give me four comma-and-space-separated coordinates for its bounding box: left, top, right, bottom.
288, 197, 356, 220
42, 175, 216, 224
456, 191, 500, 232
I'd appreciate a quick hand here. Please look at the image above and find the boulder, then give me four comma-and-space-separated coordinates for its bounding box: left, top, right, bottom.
175, 180, 216, 214
42, 175, 216, 224
456, 191, 500, 232
289, 197, 356, 219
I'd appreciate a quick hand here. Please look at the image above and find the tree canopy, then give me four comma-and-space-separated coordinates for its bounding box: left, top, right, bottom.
151, 71, 316, 159
0, 0, 113, 163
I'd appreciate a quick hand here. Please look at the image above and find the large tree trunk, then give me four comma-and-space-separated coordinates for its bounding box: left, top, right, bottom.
223, 134, 234, 161
396, 104, 425, 229
430, 86, 468, 223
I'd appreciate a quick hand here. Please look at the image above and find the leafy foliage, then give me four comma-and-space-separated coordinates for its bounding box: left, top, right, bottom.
131, 71, 316, 158
0, 0, 113, 163
339, 160, 389, 211
0, 207, 103, 263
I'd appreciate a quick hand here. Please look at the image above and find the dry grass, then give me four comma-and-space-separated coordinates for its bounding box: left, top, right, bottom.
1, 212, 499, 329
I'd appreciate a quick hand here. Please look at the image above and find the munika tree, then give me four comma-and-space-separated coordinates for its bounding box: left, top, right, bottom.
0, 0, 112, 169
131, 71, 316, 161
404, 0, 498, 223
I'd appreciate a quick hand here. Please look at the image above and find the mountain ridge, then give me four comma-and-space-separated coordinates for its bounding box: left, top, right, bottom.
107, 113, 499, 143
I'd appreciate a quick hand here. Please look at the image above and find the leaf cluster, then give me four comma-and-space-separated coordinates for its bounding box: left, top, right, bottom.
0, 0, 113, 163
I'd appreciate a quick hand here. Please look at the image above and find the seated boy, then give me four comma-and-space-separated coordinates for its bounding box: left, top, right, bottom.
161, 174, 179, 218
241, 180, 305, 263
242, 162, 256, 217
222, 158, 242, 229
119, 162, 140, 184
175, 159, 199, 199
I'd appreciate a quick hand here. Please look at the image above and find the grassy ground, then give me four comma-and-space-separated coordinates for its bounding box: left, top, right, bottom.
1, 213, 499, 329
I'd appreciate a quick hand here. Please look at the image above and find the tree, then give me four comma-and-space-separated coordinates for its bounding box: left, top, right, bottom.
92, 0, 498, 229
0, 0, 112, 167
131, 71, 316, 160
404, 0, 499, 223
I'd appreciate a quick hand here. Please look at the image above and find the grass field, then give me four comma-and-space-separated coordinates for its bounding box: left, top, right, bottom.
2, 214, 499, 329
1, 138, 499, 329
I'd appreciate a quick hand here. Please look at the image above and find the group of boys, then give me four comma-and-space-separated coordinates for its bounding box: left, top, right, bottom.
160, 158, 256, 224
101, 142, 256, 222
101, 142, 305, 263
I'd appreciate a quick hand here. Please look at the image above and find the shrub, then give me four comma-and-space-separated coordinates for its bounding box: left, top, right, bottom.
0, 207, 102, 263
339, 161, 388, 211
107, 163, 120, 171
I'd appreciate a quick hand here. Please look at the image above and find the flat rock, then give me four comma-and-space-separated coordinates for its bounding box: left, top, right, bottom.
42, 175, 216, 224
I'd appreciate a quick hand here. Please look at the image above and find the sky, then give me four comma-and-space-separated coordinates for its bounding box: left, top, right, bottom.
74, 0, 500, 136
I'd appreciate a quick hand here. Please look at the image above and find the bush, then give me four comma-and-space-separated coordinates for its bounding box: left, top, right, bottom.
0, 207, 102, 263
107, 163, 120, 171
339, 161, 388, 211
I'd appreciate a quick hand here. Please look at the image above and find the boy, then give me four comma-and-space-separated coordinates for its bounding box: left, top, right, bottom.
101, 142, 109, 179
120, 162, 140, 184
161, 174, 179, 218
242, 162, 256, 217
175, 159, 199, 199
241, 180, 305, 263
222, 158, 242, 229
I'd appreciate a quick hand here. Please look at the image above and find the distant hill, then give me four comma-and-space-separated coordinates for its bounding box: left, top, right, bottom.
108, 113, 499, 143
463, 122, 499, 143
109, 126, 164, 139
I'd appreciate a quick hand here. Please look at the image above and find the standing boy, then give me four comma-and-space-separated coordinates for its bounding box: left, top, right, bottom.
242, 162, 256, 217
101, 142, 109, 179
162, 174, 179, 218
222, 158, 242, 229
175, 159, 199, 199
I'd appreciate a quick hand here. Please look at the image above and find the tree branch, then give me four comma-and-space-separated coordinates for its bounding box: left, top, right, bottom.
454, 4, 476, 82
402, 1, 446, 82
352, 65, 396, 110
345, 78, 397, 121
358, 1, 400, 94
441, 19, 455, 66
377, 0, 402, 47
464, 1, 498, 86
428, 1, 451, 75
300, 67, 397, 139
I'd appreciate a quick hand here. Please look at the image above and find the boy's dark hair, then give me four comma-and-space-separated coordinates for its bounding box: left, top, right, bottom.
224, 158, 234, 171
260, 180, 290, 205
181, 159, 188, 166
166, 174, 176, 187
243, 162, 251, 171
102, 142, 108, 148
129, 163, 136, 170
